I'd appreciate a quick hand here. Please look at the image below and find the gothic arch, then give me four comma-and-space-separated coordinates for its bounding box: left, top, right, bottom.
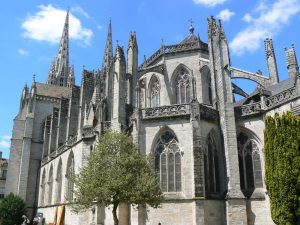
204, 129, 223, 195
148, 74, 161, 107
171, 64, 194, 104
48, 164, 54, 205
55, 158, 63, 203
152, 128, 181, 192
65, 151, 75, 201
237, 128, 263, 198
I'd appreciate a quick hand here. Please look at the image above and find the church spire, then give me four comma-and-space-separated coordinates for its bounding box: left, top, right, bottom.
102, 19, 113, 69
47, 11, 70, 87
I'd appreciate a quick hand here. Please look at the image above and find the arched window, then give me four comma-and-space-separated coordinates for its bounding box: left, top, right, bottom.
204, 132, 221, 194
149, 76, 160, 107
48, 165, 53, 205
65, 153, 75, 201
55, 159, 62, 203
154, 131, 181, 192
40, 170, 46, 206
237, 133, 263, 197
175, 68, 191, 104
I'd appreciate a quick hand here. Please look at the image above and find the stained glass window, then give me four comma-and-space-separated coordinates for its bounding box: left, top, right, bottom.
154, 131, 181, 192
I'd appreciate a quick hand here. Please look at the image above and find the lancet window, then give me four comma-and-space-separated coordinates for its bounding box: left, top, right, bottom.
237, 133, 263, 197
48, 166, 53, 205
175, 68, 191, 104
154, 131, 181, 192
55, 160, 62, 203
149, 76, 160, 107
204, 133, 221, 194
66, 153, 75, 200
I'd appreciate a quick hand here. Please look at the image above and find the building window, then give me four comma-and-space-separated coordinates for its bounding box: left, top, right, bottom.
48, 166, 53, 205
0, 187, 4, 199
204, 133, 221, 194
208, 74, 213, 105
175, 68, 191, 104
149, 76, 160, 107
56, 160, 62, 203
154, 131, 181, 192
66, 153, 74, 201
237, 133, 263, 197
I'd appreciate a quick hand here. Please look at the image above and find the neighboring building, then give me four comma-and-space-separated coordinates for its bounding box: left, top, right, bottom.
5, 12, 300, 225
0, 151, 8, 200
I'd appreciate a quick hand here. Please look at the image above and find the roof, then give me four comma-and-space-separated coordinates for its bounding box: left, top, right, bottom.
180, 34, 200, 44
36, 82, 73, 99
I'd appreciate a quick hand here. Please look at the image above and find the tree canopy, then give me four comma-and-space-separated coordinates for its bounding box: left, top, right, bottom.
264, 112, 300, 225
71, 131, 163, 225
0, 192, 27, 225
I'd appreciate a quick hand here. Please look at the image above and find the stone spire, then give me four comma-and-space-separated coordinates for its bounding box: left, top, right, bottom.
102, 19, 113, 69
47, 11, 70, 87
264, 38, 279, 85
285, 44, 299, 79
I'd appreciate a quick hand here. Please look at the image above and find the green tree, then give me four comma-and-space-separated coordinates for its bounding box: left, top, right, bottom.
264, 112, 300, 225
0, 193, 27, 225
71, 131, 163, 225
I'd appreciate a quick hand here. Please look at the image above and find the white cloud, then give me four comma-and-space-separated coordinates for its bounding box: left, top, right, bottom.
21, 4, 93, 46
217, 9, 235, 22
71, 6, 90, 19
18, 48, 29, 55
97, 25, 103, 30
230, 0, 300, 55
193, 0, 227, 7
242, 13, 253, 23
0, 140, 10, 148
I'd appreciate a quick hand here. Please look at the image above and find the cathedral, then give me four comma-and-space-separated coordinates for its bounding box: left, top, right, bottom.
5, 11, 300, 225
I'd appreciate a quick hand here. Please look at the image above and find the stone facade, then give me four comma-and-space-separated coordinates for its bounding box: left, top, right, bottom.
6, 13, 300, 225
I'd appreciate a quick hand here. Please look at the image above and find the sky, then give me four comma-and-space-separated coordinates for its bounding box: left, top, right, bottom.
1, 0, 300, 159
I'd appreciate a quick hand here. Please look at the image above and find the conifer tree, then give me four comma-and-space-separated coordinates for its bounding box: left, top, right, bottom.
264, 112, 300, 225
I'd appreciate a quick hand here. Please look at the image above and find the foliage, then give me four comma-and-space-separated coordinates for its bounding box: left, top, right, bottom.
0, 192, 27, 225
71, 131, 163, 225
264, 112, 300, 225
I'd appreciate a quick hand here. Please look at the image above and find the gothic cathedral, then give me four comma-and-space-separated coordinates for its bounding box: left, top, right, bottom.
6, 12, 300, 225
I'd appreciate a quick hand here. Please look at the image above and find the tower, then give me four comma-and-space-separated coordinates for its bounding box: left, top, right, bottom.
127, 31, 138, 106
47, 11, 73, 87
207, 17, 246, 225
285, 44, 299, 80
265, 38, 279, 85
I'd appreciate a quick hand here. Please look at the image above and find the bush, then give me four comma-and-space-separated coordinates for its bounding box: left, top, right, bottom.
0, 193, 27, 225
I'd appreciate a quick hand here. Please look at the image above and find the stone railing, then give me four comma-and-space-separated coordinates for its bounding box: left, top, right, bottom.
42, 134, 79, 164
141, 104, 190, 119
264, 87, 297, 109
101, 121, 111, 133
138, 41, 204, 70
236, 87, 298, 117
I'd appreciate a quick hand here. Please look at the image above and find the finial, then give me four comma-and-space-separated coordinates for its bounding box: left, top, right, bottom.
33, 74, 36, 83
161, 38, 164, 47
189, 18, 194, 34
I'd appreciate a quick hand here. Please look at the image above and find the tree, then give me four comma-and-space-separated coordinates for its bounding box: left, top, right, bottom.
264, 112, 300, 225
71, 131, 163, 225
0, 193, 27, 225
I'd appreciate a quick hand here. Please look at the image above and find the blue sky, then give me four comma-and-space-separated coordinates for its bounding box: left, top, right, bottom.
1, 0, 300, 159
